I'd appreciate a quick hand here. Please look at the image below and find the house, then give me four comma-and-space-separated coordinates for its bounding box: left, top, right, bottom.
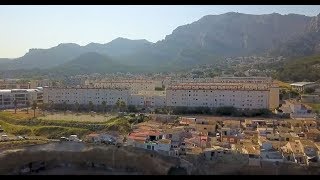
220, 135, 239, 144
145, 139, 171, 154
306, 129, 320, 142
303, 119, 318, 129
300, 140, 318, 160
260, 150, 284, 163
179, 117, 194, 126
127, 129, 161, 147
244, 119, 269, 130
223, 120, 241, 129
220, 127, 239, 136
257, 127, 274, 137
162, 126, 188, 142
189, 123, 217, 136
290, 82, 317, 92
279, 100, 315, 119
281, 140, 308, 165
239, 142, 261, 166
203, 146, 233, 161
184, 135, 209, 149
301, 94, 320, 103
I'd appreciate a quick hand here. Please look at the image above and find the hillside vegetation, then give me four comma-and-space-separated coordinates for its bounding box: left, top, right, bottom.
276, 55, 320, 82
0, 111, 135, 139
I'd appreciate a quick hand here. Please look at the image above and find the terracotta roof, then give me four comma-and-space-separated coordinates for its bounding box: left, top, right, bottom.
127, 136, 147, 141
87, 133, 100, 137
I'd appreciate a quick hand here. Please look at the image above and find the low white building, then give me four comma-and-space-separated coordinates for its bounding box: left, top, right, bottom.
0, 89, 43, 109
290, 82, 317, 92
301, 94, 320, 103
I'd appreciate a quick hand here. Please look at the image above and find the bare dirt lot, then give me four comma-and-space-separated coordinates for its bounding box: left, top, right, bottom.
39, 113, 117, 122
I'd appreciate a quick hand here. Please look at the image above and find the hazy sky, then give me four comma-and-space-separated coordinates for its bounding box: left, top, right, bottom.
1, 5, 320, 58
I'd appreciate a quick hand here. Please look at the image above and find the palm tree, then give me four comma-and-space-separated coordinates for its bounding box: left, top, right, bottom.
13, 99, 18, 114
116, 99, 121, 112
31, 101, 37, 118
74, 102, 80, 112
120, 101, 126, 112
116, 100, 126, 112
101, 101, 107, 113
88, 101, 94, 112
26, 101, 30, 114
62, 101, 67, 112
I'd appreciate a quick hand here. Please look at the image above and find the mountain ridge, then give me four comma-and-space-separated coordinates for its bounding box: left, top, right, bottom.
1, 12, 320, 74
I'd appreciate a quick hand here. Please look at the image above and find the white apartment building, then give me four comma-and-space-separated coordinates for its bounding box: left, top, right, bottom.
84, 79, 156, 94
213, 76, 273, 84
129, 91, 166, 107
43, 87, 166, 107
43, 87, 130, 106
166, 82, 279, 110
290, 82, 318, 92
0, 89, 43, 109
0, 79, 30, 89
43, 77, 279, 110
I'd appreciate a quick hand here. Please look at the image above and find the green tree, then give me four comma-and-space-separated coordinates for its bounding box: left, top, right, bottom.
13, 99, 18, 114
116, 99, 121, 111
172, 106, 188, 114
74, 102, 80, 112
31, 101, 37, 118
116, 99, 126, 112
127, 105, 138, 113
289, 89, 300, 98
155, 87, 165, 91
88, 101, 94, 112
62, 101, 68, 112
215, 106, 237, 116
101, 101, 107, 113
304, 87, 315, 94
120, 101, 126, 112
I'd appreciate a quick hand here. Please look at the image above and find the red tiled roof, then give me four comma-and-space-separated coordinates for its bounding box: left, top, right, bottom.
87, 133, 99, 137
129, 130, 161, 138
127, 135, 147, 141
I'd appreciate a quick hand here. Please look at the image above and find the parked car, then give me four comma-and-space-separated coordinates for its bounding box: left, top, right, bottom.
60, 137, 69, 141
17, 136, 24, 140
69, 135, 82, 142
1, 134, 9, 141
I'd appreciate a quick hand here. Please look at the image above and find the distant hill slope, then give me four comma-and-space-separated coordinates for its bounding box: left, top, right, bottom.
122, 12, 312, 67
270, 14, 320, 58
0, 58, 11, 64
0, 39, 153, 71
88, 38, 153, 58
50, 52, 134, 76
276, 55, 320, 82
